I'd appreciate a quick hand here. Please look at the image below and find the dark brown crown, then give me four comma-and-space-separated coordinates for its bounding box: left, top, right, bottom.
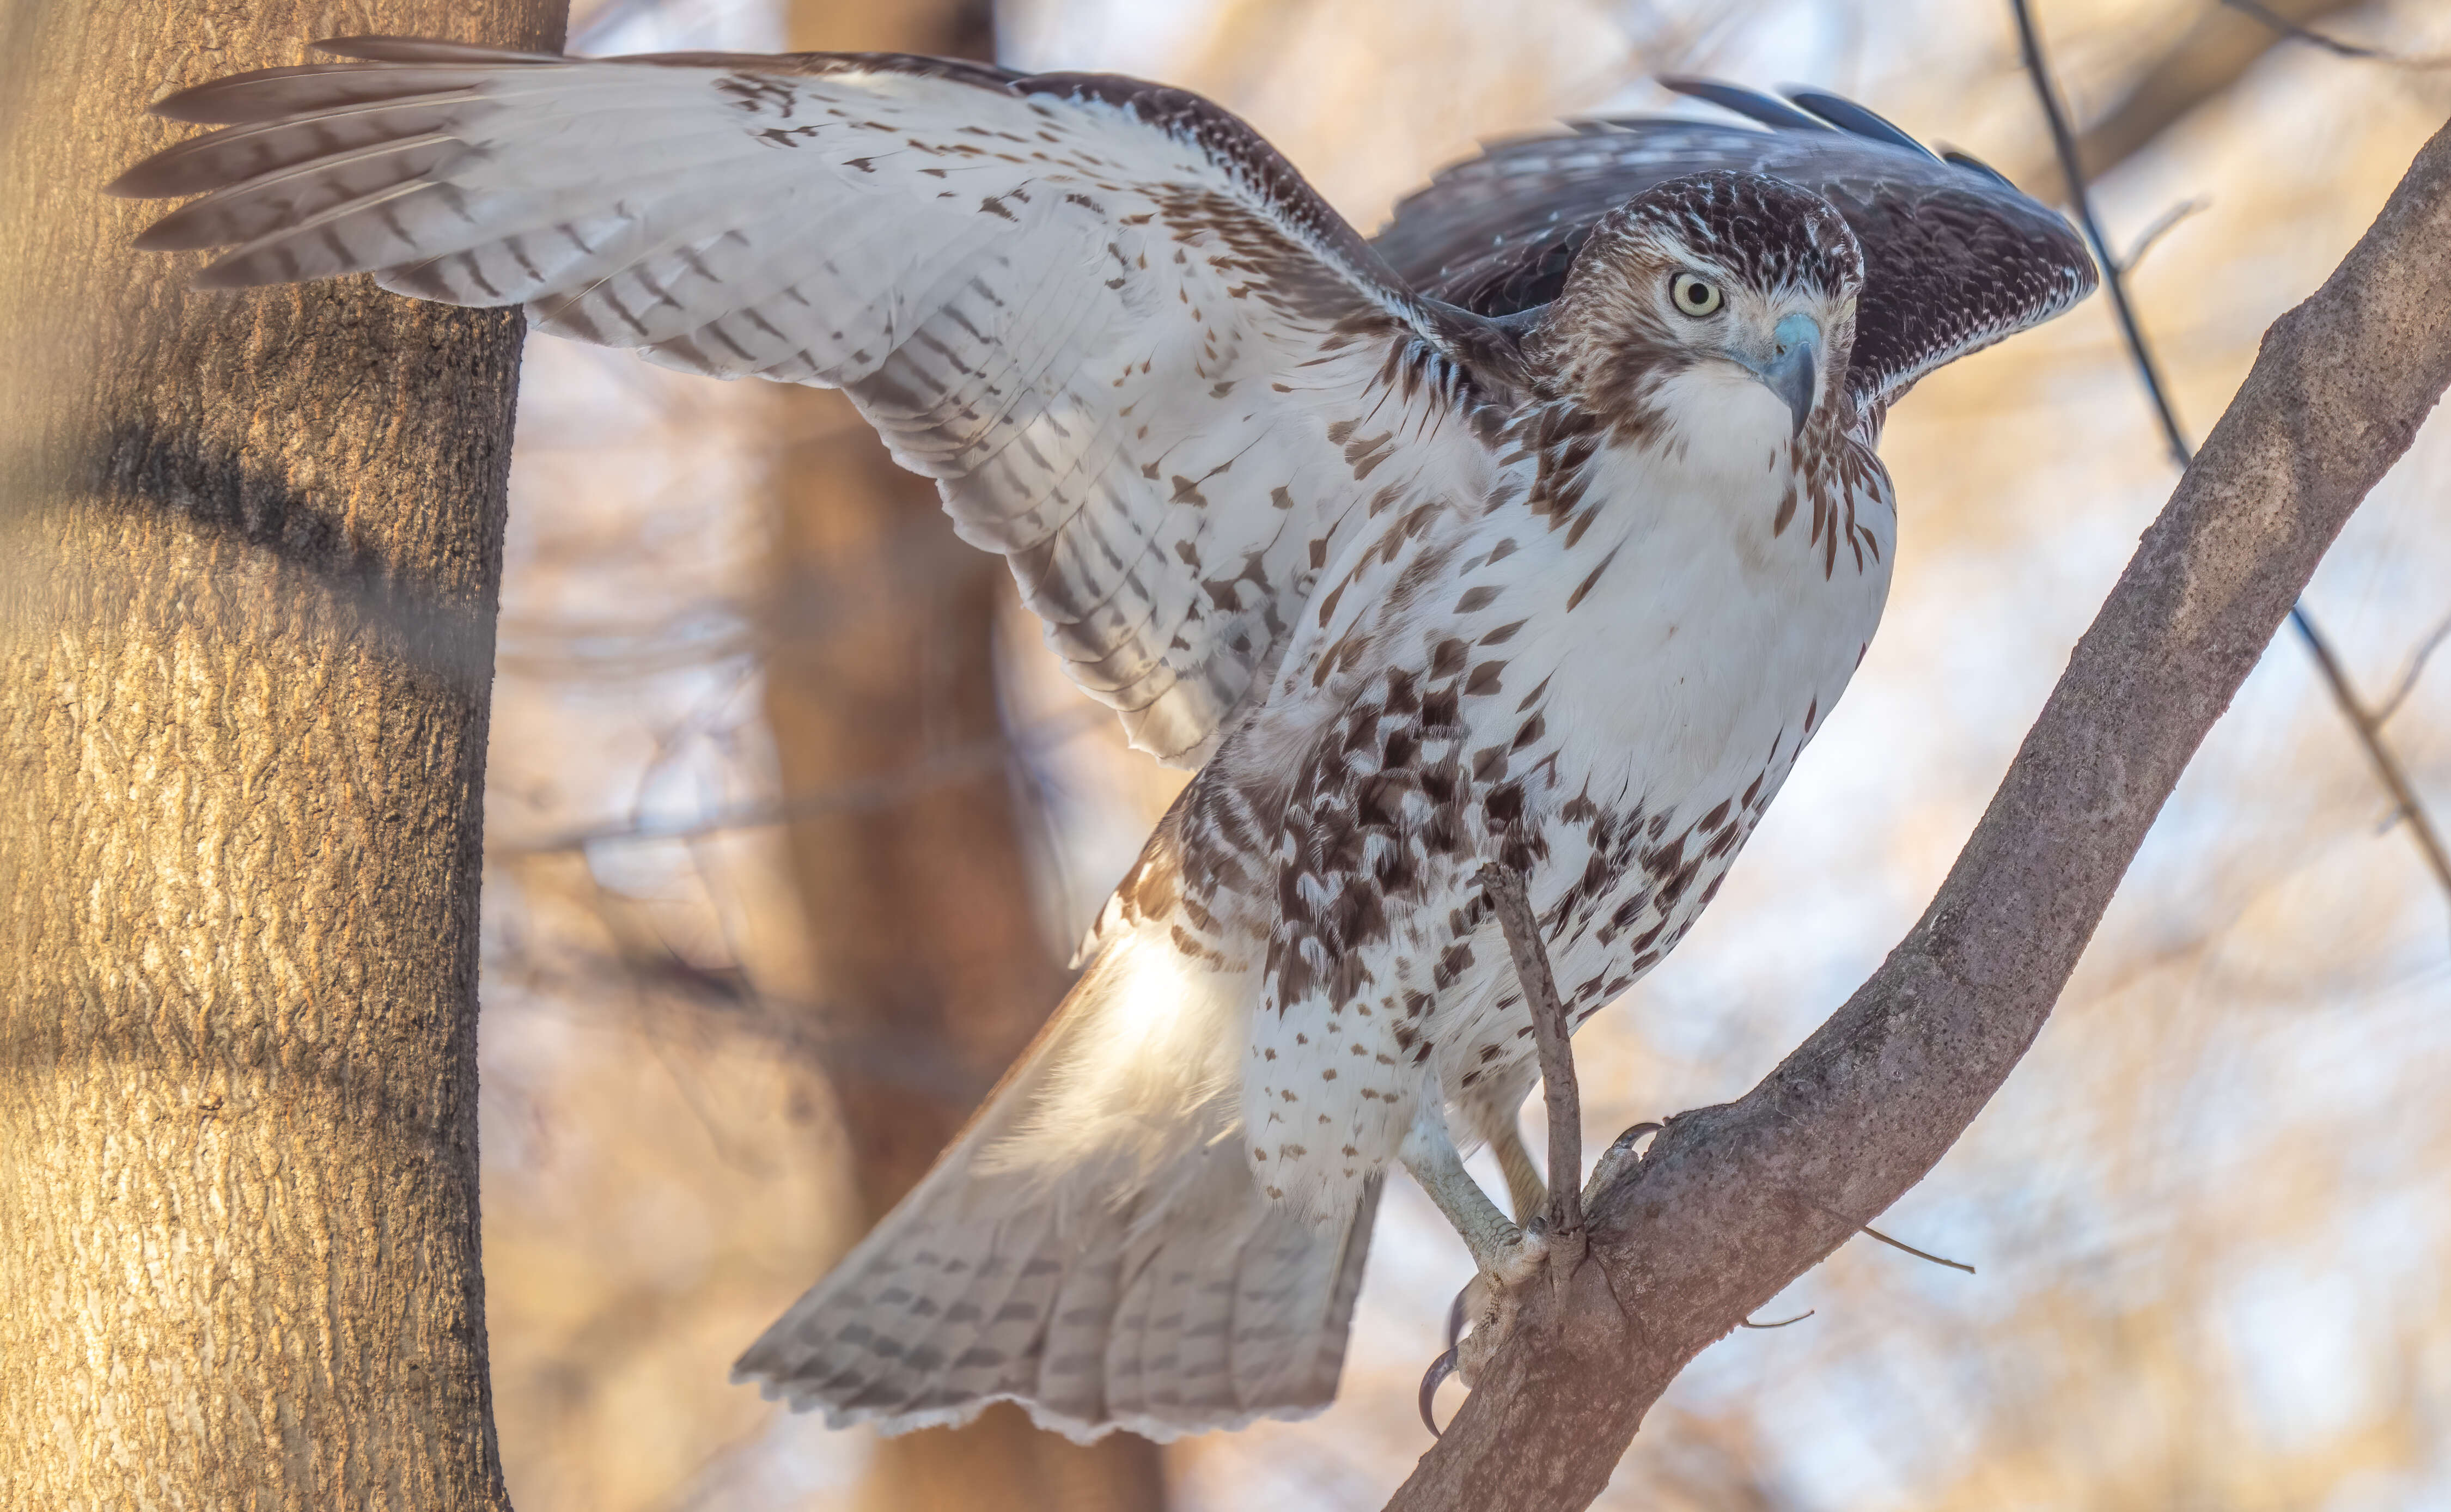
1588, 171, 1863, 298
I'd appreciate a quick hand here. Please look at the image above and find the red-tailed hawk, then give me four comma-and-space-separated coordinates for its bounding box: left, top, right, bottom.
117, 42, 2093, 1442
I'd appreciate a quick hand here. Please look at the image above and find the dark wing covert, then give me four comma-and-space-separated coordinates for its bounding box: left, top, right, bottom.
1374, 78, 2098, 407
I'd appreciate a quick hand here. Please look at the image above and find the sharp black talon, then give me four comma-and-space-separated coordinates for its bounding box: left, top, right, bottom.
1418, 1347, 1458, 1436
1445, 1279, 1472, 1354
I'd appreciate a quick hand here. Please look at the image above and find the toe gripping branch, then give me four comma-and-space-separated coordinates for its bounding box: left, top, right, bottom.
1418, 867, 1981, 1431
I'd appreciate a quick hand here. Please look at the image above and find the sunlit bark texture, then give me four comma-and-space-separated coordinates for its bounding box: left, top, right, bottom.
0, 2, 563, 1507
757, 2, 1168, 1508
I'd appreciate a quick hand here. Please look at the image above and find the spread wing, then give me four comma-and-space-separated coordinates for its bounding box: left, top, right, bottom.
1373, 79, 2096, 410
113, 39, 1522, 766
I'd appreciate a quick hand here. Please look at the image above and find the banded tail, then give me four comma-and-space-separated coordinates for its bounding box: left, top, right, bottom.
734, 930, 1382, 1442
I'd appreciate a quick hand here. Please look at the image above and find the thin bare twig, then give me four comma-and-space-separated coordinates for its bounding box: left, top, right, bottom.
1804, 1193, 1979, 1272
2011, 0, 2451, 913
2290, 622, 2451, 888
2222, 0, 2451, 68
2118, 196, 2209, 273
2013, 0, 2365, 203
1478, 863, 1582, 1236
2010, 0, 2191, 468
2377, 613, 2451, 725
1858, 1224, 1978, 1275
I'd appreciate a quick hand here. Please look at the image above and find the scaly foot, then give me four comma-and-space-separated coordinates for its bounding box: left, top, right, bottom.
1416, 1212, 1559, 1434
1456, 1222, 1551, 1382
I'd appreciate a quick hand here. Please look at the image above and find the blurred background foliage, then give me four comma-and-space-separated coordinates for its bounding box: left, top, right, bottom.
474, 0, 2451, 1506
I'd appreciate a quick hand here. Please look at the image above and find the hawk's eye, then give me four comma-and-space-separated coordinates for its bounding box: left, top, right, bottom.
1669, 272, 1722, 317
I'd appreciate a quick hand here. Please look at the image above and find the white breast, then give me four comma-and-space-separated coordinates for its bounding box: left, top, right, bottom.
1492, 395, 1892, 823
1388, 387, 1897, 1114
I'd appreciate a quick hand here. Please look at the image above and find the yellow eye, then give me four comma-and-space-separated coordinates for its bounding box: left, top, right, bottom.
1670, 272, 1722, 317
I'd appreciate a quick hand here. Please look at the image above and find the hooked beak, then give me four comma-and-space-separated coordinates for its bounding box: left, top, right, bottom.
1740, 312, 1824, 438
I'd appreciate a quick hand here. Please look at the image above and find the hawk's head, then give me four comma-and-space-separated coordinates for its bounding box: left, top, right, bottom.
1533, 171, 1864, 447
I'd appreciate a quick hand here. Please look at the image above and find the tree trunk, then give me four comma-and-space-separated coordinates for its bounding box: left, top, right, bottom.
0, 3, 562, 1508
757, 4, 1167, 1509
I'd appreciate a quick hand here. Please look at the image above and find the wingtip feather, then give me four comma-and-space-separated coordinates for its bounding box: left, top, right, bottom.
1938, 145, 2017, 190
145, 64, 466, 125
187, 257, 289, 291
309, 35, 569, 65
1657, 75, 1832, 134
1778, 85, 1940, 160
146, 77, 266, 126
128, 219, 201, 252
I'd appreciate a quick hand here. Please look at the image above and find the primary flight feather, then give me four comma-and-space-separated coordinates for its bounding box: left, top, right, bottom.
115, 41, 2094, 1443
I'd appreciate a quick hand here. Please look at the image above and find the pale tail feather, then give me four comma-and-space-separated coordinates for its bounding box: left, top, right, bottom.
733, 931, 1381, 1443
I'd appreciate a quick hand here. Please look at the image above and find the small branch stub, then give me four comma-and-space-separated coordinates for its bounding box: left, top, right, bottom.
1477, 863, 1583, 1236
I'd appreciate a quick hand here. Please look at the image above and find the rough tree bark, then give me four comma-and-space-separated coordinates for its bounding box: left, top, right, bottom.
1386, 113, 2451, 1512
0, 3, 563, 1510
754, 3, 1167, 1509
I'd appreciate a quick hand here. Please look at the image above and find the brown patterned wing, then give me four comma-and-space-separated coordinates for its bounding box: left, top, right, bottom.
1374, 80, 2097, 407
112, 38, 1519, 767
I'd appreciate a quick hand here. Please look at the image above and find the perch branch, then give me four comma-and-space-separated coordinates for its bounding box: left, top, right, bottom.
1382, 107, 2451, 1512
